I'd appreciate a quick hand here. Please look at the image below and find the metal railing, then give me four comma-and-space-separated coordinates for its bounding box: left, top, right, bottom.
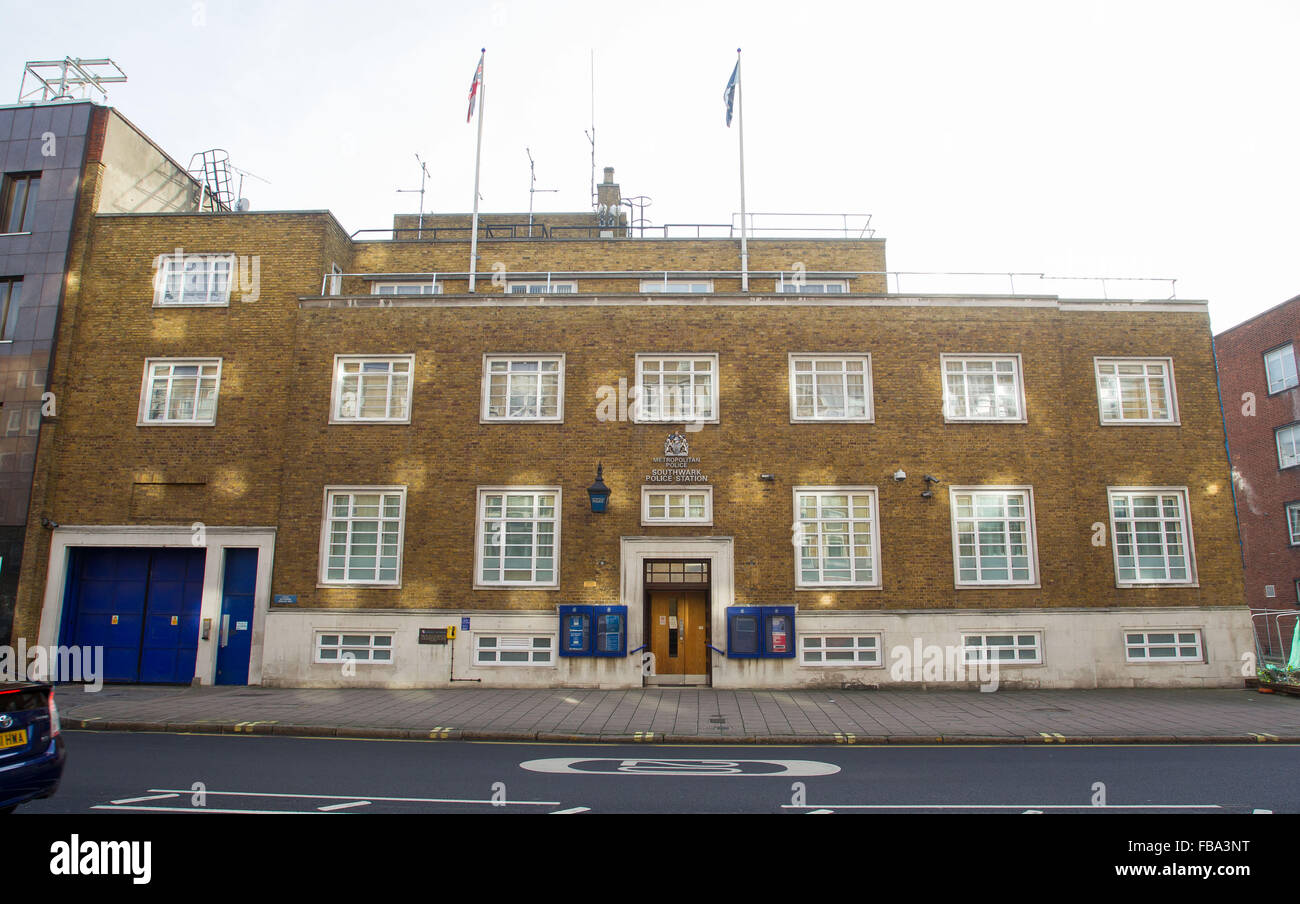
319, 268, 1179, 300
1253, 609, 1299, 665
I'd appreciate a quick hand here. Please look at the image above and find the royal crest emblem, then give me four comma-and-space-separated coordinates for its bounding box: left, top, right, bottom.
664, 432, 690, 457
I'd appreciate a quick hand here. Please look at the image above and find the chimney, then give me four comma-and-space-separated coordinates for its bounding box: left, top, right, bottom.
597, 166, 622, 230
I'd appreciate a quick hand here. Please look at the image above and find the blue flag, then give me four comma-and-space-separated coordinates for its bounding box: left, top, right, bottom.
724, 60, 738, 127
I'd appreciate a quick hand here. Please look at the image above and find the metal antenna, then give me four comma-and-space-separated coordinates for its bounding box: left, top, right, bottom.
396, 153, 431, 238
586, 49, 596, 211
526, 148, 558, 238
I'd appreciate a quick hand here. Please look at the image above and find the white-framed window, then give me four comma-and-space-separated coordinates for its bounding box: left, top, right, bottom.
1265, 344, 1298, 394
1124, 630, 1203, 663
794, 487, 881, 588
1288, 502, 1300, 546
476, 488, 560, 587
962, 632, 1043, 665
331, 355, 414, 423
635, 354, 719, 423
941, 354, 1026, 422
474, 634, 554, 665
319, 487, 406, 587
800, 634, 881, 666
1094, 357, 1178, 424
481, 355, 564, 422
1277, 423, 1300, 470
139, 358, 222, 425
371, 280, 442, 295
1108, 488, 1196, 586
315, 632, 394, 664
949, 487, 1038, 586
789, 354, 873, 422
777, 279, 848, 294
641, 486, 713, 525
153, 254, 234, 306
639, 279, 713, 294
506, 281, 577, 294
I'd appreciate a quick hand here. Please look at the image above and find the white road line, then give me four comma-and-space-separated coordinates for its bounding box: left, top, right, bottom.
92, 805, 326, 815
318, 801, 372, 812
109, 793, 181, 805
783, 803, 1223, 810
805, 809, 836, 814
146, 788, 560, 806
549, 807, 591, 814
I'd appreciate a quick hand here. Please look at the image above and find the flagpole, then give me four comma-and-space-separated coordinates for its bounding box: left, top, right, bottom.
736, 48, 749, 292
469, 48, 485, 293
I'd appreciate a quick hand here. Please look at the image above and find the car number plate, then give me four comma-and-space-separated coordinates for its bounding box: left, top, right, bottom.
0, 729, 28, 750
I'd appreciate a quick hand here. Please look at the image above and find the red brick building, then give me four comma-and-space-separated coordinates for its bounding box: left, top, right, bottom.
1215, 295, 1300, 661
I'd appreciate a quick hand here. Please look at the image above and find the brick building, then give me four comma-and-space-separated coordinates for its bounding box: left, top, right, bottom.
0, 99, 203, 643
1214, 295, 1300, 661
8, 121, 1253, 689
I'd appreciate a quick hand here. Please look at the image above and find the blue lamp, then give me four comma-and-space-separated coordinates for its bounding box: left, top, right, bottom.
587, 463, 611, 513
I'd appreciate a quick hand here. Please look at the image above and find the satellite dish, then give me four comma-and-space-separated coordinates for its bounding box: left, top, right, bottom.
236, 198, 251, 212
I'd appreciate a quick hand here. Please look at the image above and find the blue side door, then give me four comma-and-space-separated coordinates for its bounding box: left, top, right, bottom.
215, 548, 258, 686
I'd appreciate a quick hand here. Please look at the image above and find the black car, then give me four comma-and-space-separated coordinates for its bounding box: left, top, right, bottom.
0, 682, 66, 813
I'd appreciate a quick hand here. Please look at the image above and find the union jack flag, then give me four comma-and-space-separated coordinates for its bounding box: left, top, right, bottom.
467, 50, 484, 123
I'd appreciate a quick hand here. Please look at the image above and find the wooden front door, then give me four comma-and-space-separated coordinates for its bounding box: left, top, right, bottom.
647, 590, 708, 685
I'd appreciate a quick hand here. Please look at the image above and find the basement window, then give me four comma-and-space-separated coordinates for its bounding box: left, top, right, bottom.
1124, 631, 1202, 663
475, 634, 554, 665
315, 632, 394, 664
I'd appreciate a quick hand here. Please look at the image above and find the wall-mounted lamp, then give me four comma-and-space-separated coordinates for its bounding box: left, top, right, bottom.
923, 475, 941, 485
40, 517, 58, 530
921, 475, 940, 500
759, 474, 777, 482
893, 469, 907, 482
587, 463, 611, 513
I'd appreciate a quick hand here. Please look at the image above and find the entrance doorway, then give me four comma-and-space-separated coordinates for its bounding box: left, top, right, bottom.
644, 560, 710, 686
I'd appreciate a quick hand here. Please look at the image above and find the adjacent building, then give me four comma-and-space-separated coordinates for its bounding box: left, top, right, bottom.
1215, 295, 1300, 661
7, 112, 1254, 690
0, 99, 203, 643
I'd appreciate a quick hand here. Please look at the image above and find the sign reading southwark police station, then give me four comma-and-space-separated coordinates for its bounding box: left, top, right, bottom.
644, 432, 710, 484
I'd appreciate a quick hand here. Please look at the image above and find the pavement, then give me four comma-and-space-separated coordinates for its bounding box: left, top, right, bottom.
50, 683, 1300, 744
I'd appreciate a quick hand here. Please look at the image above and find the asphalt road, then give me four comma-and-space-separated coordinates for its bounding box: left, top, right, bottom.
15, 730, 1300, 815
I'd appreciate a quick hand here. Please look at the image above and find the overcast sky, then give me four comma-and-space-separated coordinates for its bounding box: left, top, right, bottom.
4, 0, 1297, 330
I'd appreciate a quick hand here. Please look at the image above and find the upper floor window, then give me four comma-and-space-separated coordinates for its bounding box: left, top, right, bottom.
777, 279, 848, 294
1107, 488, 1196, 586
642, 487, 713, 525
154, 254, 234, 306
635, 354, 719, 423
640, 279, 713, 294
319, 487, 406, 586
942, 354, 1025, 422
1, 173, 40, 234
1265, 344, 1298, 394
789, 354, 872, 421
794, 488, 881, 587
331, 355, 413, 423
0, 278, 21, 340
1278, 423, 1300, 470
950, 487, 1038, 586
139, 358, 222, 425
1094, 358, 1178, 424
476, 489, 560, 587
1288, 502, 1300, 546
506, 281, 577, 294
482, 355, 564, 422
371, 281, 442, 295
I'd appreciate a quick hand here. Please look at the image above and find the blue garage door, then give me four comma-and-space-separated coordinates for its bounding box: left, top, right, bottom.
61, 548, 206, 684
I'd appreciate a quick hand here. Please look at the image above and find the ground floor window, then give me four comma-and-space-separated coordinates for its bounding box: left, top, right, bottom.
475, 634, 554, 665
962, 632, 1042, 664
315, 632, 393, 663
1124, 630, 1203, 662
800, 634, 881, 666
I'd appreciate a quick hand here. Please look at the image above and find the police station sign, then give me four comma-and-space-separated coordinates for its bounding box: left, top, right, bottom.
644, 432, 710, 484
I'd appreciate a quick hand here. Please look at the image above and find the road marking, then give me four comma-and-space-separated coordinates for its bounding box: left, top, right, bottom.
1249, 732, 1279, 742
318, 800, 372, 812
806, 809, 836, 815
429, 726, 454, 739
232, 721, 278, 733
833, 733, 856, 744
146, 788, 560, 806
521, 758, 841, 777
110, 793, 180, 805
790, 804, 1225, 811
93, 805, 324, 814
634, 731, 655, 741
549, 807, 591, 814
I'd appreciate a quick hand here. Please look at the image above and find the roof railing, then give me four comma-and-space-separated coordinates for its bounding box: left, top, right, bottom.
319, 269, 1179, 299
351, 213, 877, 241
